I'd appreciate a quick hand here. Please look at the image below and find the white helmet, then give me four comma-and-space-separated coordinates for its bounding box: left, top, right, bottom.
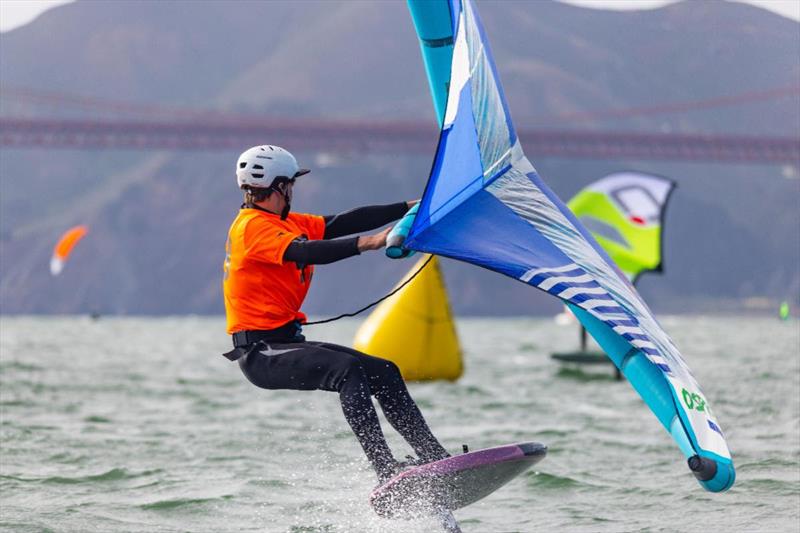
235, 145, 310, 190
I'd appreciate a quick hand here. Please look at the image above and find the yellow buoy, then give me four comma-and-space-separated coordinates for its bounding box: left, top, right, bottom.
353, 255, 463, 381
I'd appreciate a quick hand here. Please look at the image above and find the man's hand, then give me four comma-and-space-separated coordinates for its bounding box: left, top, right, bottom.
407, 199, 420, 209
358, 226, 393, 252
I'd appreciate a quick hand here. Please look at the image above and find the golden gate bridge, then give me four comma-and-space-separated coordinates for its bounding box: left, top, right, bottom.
1, 85, 798, 164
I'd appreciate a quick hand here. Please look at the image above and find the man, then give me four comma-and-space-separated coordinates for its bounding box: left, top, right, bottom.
222, 145, 449, 483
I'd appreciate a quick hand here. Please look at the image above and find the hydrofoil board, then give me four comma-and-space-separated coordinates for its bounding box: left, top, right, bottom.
369, 442, 546, 520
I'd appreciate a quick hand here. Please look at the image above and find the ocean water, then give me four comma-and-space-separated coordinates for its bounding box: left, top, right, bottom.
1, 315, 798, 533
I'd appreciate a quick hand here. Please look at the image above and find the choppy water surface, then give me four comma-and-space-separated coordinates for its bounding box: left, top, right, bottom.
1, 316, 798, 532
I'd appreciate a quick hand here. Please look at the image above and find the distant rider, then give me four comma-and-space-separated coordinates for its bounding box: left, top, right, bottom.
222, 145, 450, 483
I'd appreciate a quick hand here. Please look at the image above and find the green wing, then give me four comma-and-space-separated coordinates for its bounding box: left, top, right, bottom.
568, 172, 676, 283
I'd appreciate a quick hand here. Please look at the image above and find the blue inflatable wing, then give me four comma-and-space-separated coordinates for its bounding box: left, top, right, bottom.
405, 0, 734, 492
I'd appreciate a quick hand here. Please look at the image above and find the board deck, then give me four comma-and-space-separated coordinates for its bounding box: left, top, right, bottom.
369, 442, 546, 519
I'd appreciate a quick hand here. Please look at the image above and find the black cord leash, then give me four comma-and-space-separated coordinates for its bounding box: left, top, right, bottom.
305, 254, 434, 326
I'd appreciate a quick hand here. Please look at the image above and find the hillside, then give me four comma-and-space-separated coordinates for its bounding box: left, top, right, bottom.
1, 0, 798, 315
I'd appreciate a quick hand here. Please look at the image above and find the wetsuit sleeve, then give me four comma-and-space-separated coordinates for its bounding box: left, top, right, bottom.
322, 202, 408, 239
283, 237, 360, 265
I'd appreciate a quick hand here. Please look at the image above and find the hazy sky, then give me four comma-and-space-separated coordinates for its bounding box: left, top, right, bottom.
0, 0, 798, 32
560, 0, 799, 19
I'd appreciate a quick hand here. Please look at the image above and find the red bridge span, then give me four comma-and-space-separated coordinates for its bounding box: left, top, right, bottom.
1, 116, 798, 164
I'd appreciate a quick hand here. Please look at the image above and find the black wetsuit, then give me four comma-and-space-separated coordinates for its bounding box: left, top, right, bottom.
225, 202, 449, 481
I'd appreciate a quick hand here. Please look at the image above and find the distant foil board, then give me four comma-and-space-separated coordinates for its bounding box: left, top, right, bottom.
369, 442, 547, 519
551, 351, 611, 365
551, 351, 622, 380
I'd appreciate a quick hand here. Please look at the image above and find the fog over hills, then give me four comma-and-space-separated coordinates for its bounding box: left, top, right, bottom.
1, 0, 798, 316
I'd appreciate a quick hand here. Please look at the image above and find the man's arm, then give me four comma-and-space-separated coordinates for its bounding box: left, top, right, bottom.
283, 237, 359, 265
282, 227, 393, 265
322, 201, 415, 239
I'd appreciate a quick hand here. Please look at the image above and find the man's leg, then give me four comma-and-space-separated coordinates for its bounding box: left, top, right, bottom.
238, 341, 397, 480
309, 342, 449, 463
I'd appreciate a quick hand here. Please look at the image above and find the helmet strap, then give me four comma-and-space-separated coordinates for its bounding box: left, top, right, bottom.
269, 178, 292, 220
279, 189, 291, 219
